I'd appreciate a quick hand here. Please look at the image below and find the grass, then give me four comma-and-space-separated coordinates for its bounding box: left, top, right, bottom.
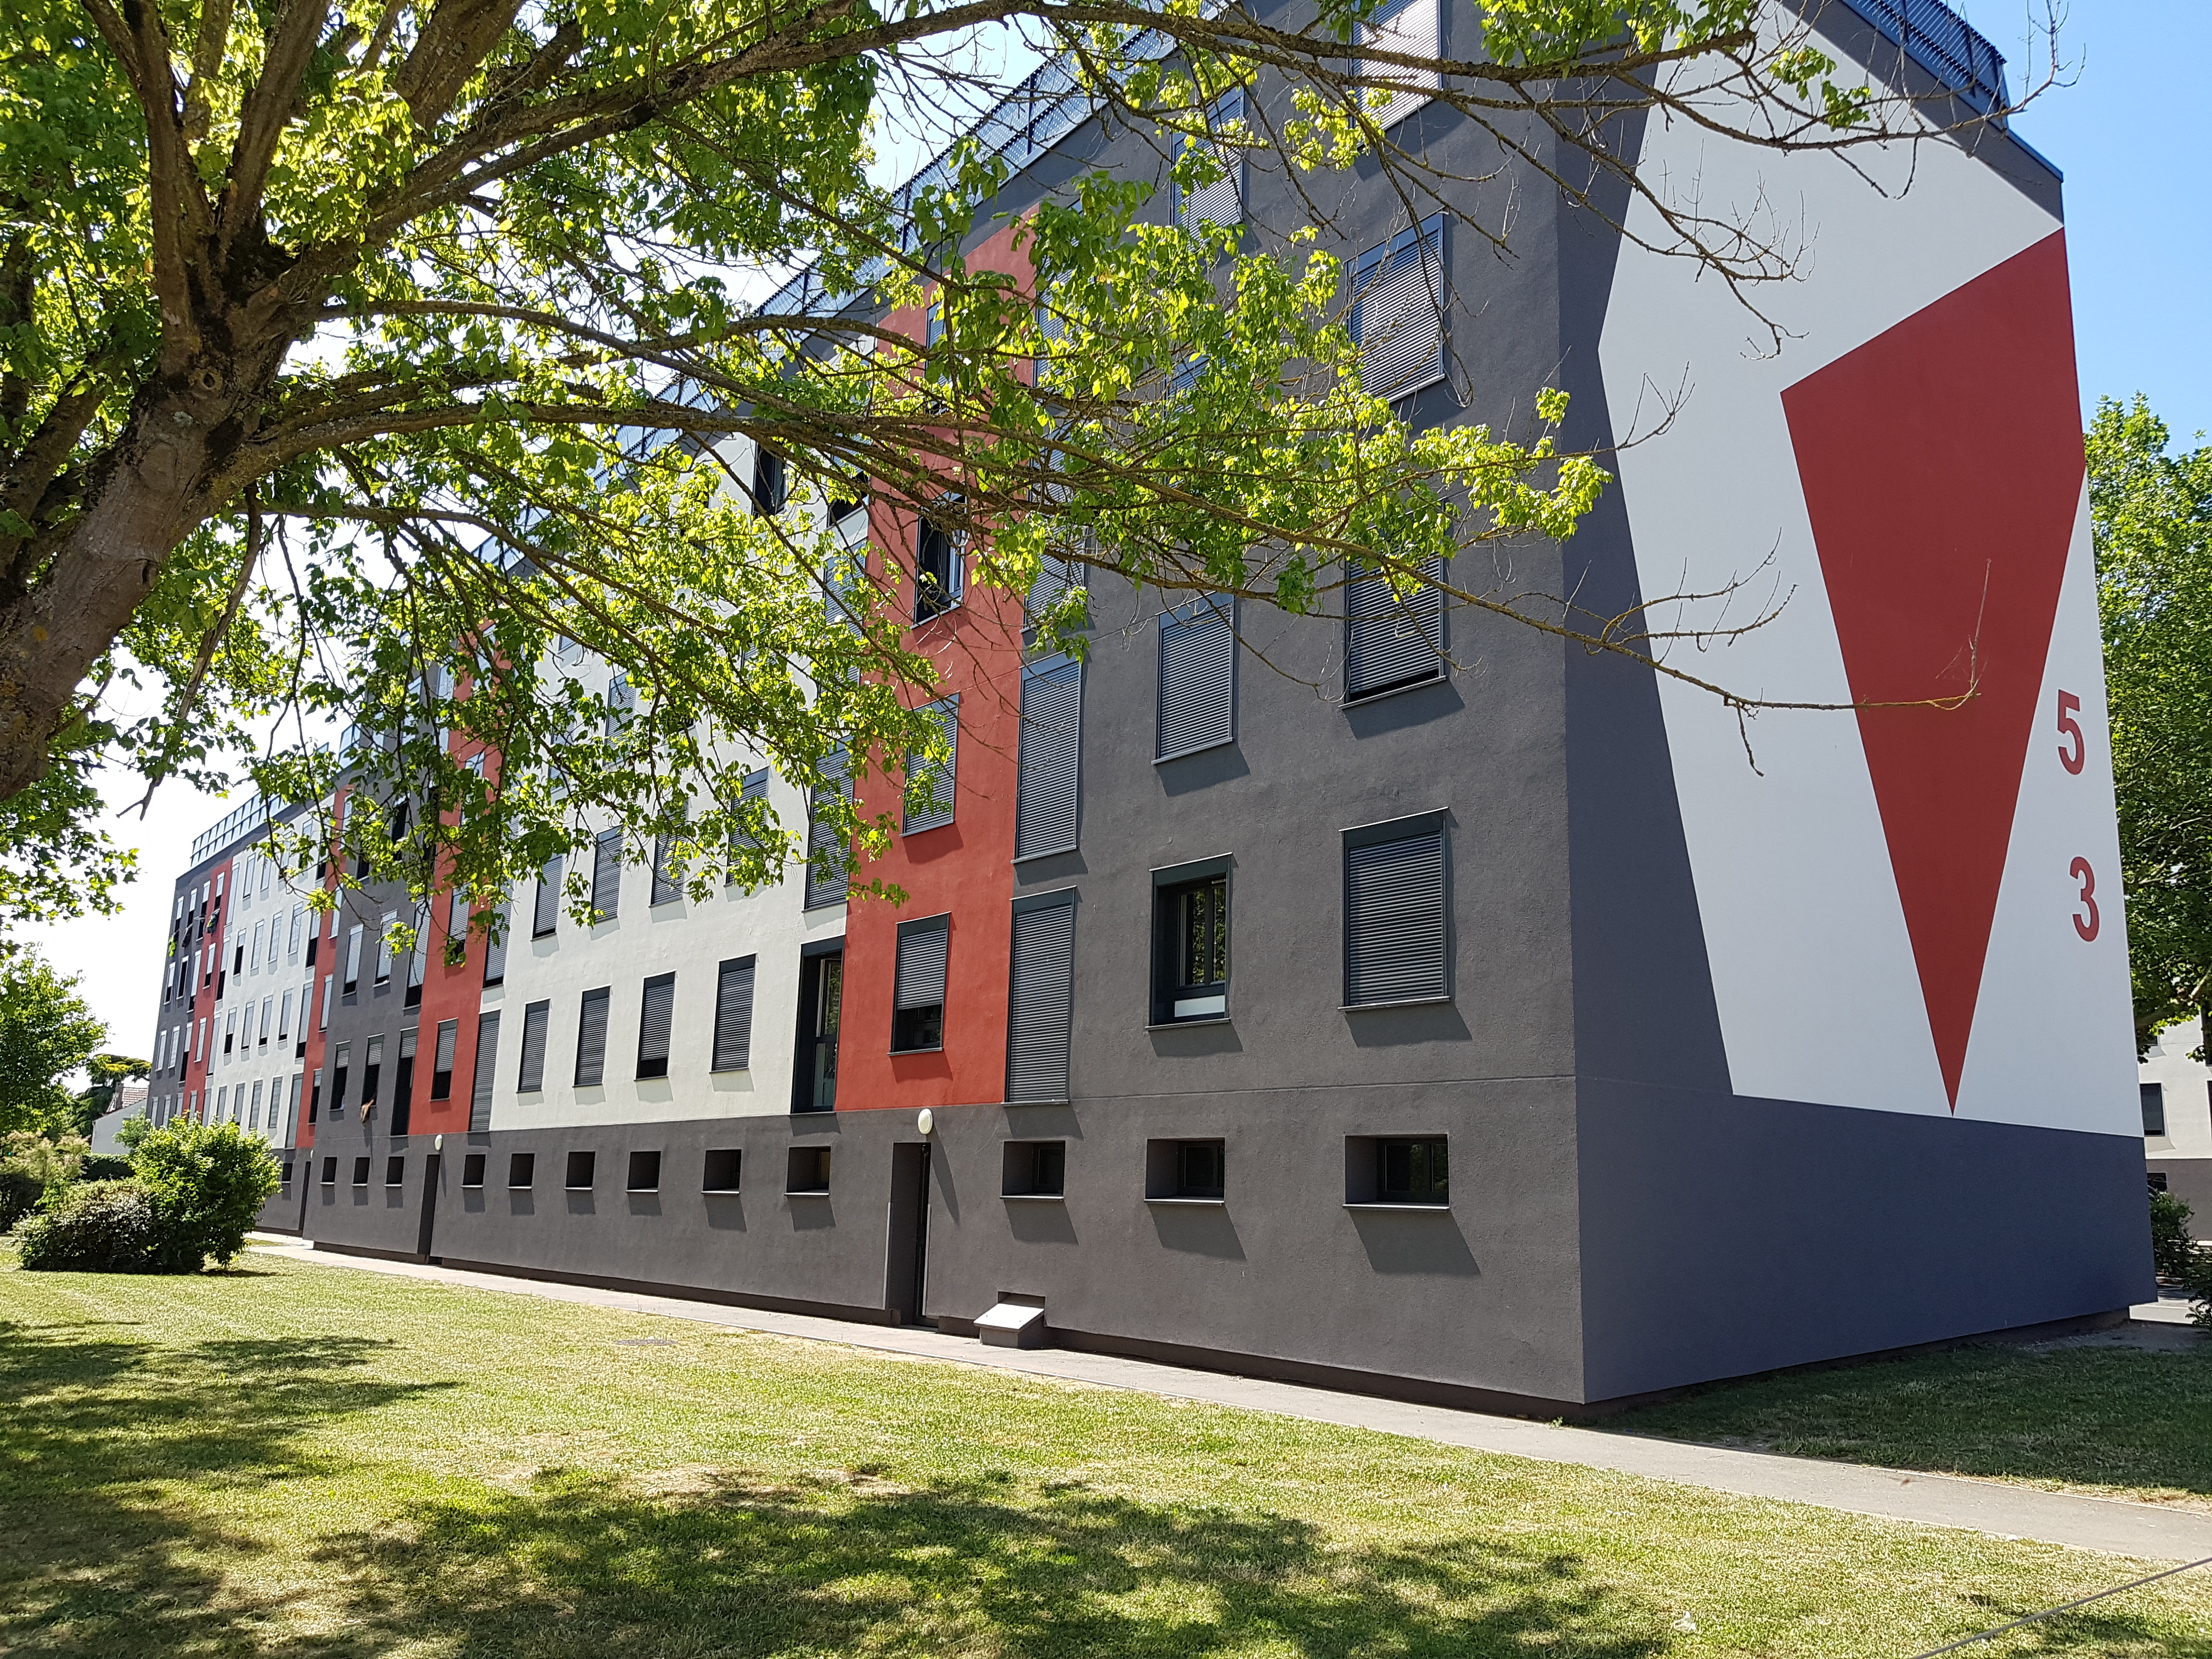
5, 1255, 2212, 1658
1615, 1335, 2212, 1512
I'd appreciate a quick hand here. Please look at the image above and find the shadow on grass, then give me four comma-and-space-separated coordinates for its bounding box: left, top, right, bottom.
1613, 1343, 2212, 1502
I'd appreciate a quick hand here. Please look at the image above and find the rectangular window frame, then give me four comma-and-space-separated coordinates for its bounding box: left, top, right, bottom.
517, 1000, 551, 1093
1344, 554, 1448, 704
636, 972, 675, 1080
574, 986, 611, 1087
712, 955, 757, 1073
1350, 212, 1448, 403
890, 913, 952, 1055
902, 696, 960, 834
1149, 856, 1232, 1026
1013, 656, 1082, 861
1155, 597, 1238, 763
1006, 890, 1079, 1103
1341, 810, 1453, 1011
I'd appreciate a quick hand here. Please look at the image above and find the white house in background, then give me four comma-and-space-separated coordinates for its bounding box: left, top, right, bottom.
87, 1083, 151, 1155
2142, 1018, 2212, 1226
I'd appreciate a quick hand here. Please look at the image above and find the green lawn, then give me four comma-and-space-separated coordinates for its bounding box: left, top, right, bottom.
1614, 1338, 2212, 1513
5, 1255, 2212, 1658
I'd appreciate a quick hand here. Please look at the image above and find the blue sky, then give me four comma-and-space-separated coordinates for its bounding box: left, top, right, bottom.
1959, 0, 2212, 441
22, 0, 2210, 1062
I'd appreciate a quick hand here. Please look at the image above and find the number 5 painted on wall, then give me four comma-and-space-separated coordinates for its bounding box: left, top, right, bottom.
2057, 690, 2086, 774
2070, 856, 2100, 941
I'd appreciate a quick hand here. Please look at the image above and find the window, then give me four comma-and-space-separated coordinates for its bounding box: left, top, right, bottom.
725, 769, 771, 885
1014, 657, 1081, 859
533, 855, 563, 936
1147, 1138, 1225, 1200
1342, 813, 1450, 1008
590, 829, 621, 921
703, 1148, 742, 1192
2144, 1082, 2168, 1137
1007, 894, 1077, 1102
1352, 215, 1447, 400
386, 1155, 407, 1188
1156, 599, 1235, 760
752, 447, 788, 516
289, 904, 303, 962
603, 671, 634, 738
330, 1042, 351, 1119
636, 973, 675, 1079
891, 915, 950, 1054
1153, 867, 1229, 1023
803, 753, 850, 909
375, 910, 397, 984
392, 1028, 416, 1135
319, 974, 332, 1029
566, 1149, 596, 1189
352, 1156, 371, 1187
651, 832, 682, 906
575, 986, 611, 1086
1355, 0, 1441, 129
903, 697, 958, 833
1373, 1137, 1449, 1205
308, 1067, 322, 1123
712, 956, 757, 1071
795, 950, 842, 1113
321, 1155, 337, 1186
1002, 1140, 1066, 1197
405, 905, 427, 1005
915, 515, 962, 622
482, 899, 509, 984
1177, 87, 1245, 232
223, 1011, 236, 1055
360, 1034, 385, 1110
518, 1001, 551, 1092
627, 1150, 662, 1192
343, 924, 363, 994
1345, 555, 1447, 701
787, 1144, 831, 1194
508, 1151, 536, 1188
431, 1018, 458, 1099
470, 1011, 500, 1132
280, 1161, 294, 1187
1024, 554, 1085, 641
462, 1153, 486, 1188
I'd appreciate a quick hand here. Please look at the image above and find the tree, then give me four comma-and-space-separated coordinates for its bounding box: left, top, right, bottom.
0, 0, 2040, 922
130, 1119, 283, 1268
74, 1051, 150, 1137
0, 949, 106, 1135
2092, 394, 2212, 1049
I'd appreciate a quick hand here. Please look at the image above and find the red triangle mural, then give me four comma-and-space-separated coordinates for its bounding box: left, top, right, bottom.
1781, 231, 2083, 1108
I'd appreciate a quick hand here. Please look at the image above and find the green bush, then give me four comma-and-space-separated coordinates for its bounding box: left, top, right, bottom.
0, 1129, 85, 1230
0, 1167, 39, 1232
13, 1180, 157, 1272
77, 1152, 133, 1183
2152, 1186, 2199, 1280
129, 1120, 281, 1269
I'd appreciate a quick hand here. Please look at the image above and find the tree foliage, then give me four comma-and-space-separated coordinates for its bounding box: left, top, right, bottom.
0, 948, 106, 1135
2090, 395, 2212, 1048
0, 0, 2038, 926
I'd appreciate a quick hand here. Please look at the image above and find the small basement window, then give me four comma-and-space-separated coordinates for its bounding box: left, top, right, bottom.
386, 1155, 406, 1188
1146, 1138, 1224, 1201
787, 1144, 832, 1195
702, 1148, 742, 1192
566, 1149, 596, 1190
627, 1149, 662, 1192
508, 1151, 537, 1189
352, 1156, 372, 1187
320, 1156, 337, 1186
461, 1153, 487, 1188
1344, 1135, 1450, 1206
279, 1161, 295, 1187
1002, 1140, 1066, 1198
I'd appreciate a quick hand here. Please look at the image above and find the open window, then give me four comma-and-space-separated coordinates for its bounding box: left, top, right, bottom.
1152, 861, 1229, 1024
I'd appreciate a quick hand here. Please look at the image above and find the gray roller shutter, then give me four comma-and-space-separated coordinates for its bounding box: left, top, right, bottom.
1346, 555, 1447, 700
1353, 214, 1446, 400
725, 768, 770, 884
1024, 555, 1083, 633
712, 956, 757, 1071
590, 829, 620, 921
532, 856, 562, 936
904, 697, 958, 833
517, 1000, 550, 1092
651, 834, 681, 905
1006, 897, 1076, 1103
1179, 88, 1245, 230
1156, 600, 1235, 760
482, 898, 509, 984
804, 752, 850, 908
636, 973, 675, 1079
1014, 658, 1081, 859
1344, 825, 1450, 1007
574, 986, 610, 1086
894, 917, 951, 1011
468, 1011, 500, 1131
1355, 0, 1442, 129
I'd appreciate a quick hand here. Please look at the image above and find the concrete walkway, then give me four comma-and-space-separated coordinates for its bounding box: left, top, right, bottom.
249, 1237, 2212, 1564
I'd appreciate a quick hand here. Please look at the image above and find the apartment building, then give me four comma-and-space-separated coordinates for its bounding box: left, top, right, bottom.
161, 0, 2152, 1413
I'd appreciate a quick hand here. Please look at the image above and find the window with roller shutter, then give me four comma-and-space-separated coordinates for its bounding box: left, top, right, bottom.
904, 697, 958, 833
590, 830, 621, 921
532, 855, 562, 937
636, 973, 675, 1079
1156, 599, 1235, 760
574, 986, 611, 1086
712, 956, 756, 1071
725, 769, 771, 884
1177, 87, 1245, 233
1345, 555, 1447, 701
431, 1018, 458, 1099
1342, 813, 1452, 1008
804, 752, 850, 909
891, 914, 950, 1053
1006, 894, 1077, 1103
1354, 0, 1442, 129
516, 1001, 550, 1093
651, 831, 682, 906
482, 899, 508, 984
1351, 215, 1447, 401
1015, 657, 1081, 860
1023, 553, 1085, 642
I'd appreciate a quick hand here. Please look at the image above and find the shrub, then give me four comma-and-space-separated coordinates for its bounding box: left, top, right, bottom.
0, 1130, 86, 1230
78, 1153, 133, 1182
2152, 1186, 2199, 1280
129, 1120, 282, 1269
14, 1181, 157, 1272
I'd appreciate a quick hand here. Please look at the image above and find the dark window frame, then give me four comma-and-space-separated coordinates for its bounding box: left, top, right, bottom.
1149, 857, 1232, 1026
1341, 811, 1453, 1011
891, 913, 952, 1055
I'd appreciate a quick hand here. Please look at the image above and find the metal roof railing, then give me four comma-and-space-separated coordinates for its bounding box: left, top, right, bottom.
1836, 0, 2008, 115
191, 795, 273, 865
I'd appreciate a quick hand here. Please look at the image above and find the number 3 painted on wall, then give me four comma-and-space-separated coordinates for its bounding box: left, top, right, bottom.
2070, 856, 2100, 941
2057, 690, 2086, 774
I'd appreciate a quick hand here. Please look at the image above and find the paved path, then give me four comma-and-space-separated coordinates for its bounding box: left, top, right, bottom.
249, 1237, 2212, 1564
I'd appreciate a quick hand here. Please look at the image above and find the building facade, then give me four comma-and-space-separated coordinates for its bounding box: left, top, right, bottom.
155, 0, 2153, 1412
